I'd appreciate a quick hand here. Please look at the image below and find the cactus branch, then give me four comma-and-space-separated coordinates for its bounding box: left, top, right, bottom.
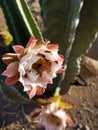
60, 0, 98, 94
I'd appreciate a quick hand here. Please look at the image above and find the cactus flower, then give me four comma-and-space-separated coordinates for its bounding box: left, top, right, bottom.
2, 35, 64, 99
32, 96, 74, 130
33, 102, 74, 130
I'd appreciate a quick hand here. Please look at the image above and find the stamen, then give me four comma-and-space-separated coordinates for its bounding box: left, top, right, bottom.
37, 53, 45, 58
54, 61, 58, 64
45, 50, 51, 53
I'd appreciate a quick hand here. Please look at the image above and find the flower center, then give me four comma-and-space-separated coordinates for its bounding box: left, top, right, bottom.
32, 58, 51, 76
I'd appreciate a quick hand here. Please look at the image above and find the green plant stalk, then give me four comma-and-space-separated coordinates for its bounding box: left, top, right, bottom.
59, 0, 83, 94
58, 0, 83, 95
62, 0, 83, 61
16, 0, 43, 41
0, 0, 43, 45
39, 0, 69, 50
60, 0, 98, 94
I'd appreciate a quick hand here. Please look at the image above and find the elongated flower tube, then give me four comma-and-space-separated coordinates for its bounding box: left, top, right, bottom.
2, 35, 64, 99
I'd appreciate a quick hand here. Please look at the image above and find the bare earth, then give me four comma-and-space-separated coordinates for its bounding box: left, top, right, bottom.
0, 0, 98, 130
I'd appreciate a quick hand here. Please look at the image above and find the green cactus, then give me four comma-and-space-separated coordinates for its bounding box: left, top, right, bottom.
0, 80, 33, 103
0, 0, 43, 45
60, 0, 98, 94
39, 0, 69, 52
39, 0, 98, 94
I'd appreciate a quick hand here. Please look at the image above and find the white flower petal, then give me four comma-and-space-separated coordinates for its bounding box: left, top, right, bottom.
38, 103, 67, 130
20, 53, 40, 70
18, 64, 26, 76
27, 70, 39, 82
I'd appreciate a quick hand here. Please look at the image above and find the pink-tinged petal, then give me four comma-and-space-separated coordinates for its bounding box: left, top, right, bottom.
47, 44, 59, 50
33, 40, 43, 49
12, 45, 24, 56
66, 114, 75, 126
2, 53, 18, 65
58, 55, 64, 62
32, 110, 41, 118
56, 68, 64, 74
27, 87, 36, 99
2, 61, 19, 77
5, 73, 19, 85
36, 86, 45, 95
45, 40, 50, 44
26, 35, 36, 48
48, 78, 53, 84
